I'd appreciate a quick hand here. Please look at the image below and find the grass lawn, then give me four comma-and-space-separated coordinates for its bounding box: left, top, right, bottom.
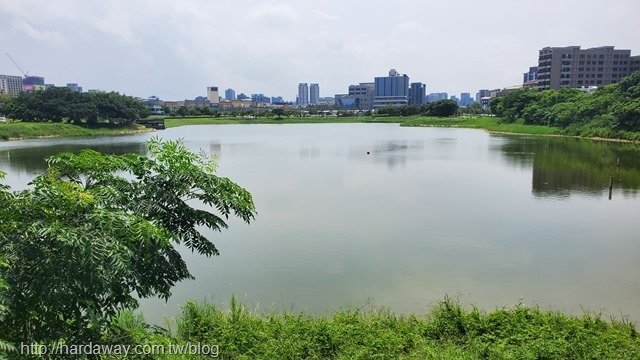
0, 121, 153, 140
401, 115, 561, 135
165, 115, 561, 136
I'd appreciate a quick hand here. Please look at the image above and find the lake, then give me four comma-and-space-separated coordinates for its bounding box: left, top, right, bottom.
1, 123, 639, 324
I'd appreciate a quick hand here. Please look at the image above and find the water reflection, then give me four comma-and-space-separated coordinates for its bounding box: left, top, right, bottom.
0, 142, 146, 174
348, 140, 425, 169
495, 136, 640, 198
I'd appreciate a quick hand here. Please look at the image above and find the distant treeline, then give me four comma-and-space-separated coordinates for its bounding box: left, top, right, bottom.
490, 71, 640, 137
0, 87, 149, 126
376, 99, 459, 117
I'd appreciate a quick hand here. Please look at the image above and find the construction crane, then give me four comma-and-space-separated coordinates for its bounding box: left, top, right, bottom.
6, 53, 29, 77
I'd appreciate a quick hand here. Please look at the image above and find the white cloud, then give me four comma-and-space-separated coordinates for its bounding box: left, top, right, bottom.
313, 10, 340, 21
11, 20, 67, 46
249, 3, 298, 26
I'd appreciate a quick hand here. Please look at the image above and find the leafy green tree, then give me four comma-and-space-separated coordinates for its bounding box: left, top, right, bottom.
272, 108, 285, 119
0, 139, 256, 345
426, 99, 459, 117
176, 106, 189, 117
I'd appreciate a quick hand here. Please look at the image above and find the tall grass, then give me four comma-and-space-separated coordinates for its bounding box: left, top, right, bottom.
105, 297, 639, 359
0, 122, 151, 140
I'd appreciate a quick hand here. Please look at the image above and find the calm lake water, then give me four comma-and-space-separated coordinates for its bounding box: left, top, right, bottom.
1, 123, 640, 324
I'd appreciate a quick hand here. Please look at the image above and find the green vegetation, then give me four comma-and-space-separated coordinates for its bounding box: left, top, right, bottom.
377, 99, 459, 117
490, 71, 640, 141
104, 297, 639, 359
0, 139, 255, 347
164, 116, 400, 128
401, 116, 560, 135
0, 121, 153, 140
1, 87, 149, 126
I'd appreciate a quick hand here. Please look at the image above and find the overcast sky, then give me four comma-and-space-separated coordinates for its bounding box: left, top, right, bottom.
1, 0, 638, 101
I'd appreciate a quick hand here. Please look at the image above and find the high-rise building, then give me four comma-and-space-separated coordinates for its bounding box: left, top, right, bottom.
373, 69, 409, 108
251, 94, 270, 103
224, 88, 236, 100
207, 86, 220, 107
309, 83, 320, 105
348, 82, 375, 110
460, 93, 473, 107
297, 83, 309, 107
631, 55, 640, 73
450, 95, 459, 105
335, 94, 357, 109
0, 74, 23, 95
523, 67, 538, 84
409, 82, 426, 105
537, 46, 635, 90
426, 92, 448, 103
237, 93, 249, 101
271, 96, 285, 104
475, 89, 490, 103
23, 76, 44, 86
66, 83, 83, 92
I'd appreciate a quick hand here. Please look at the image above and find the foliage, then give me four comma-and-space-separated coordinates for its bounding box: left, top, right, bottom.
110, 297, 640, 359
376, 100, 459, 118
271, 108, 285, 119
0, 121, 151, 140
490, 71, 640, 134
2, 87, 149, 126
0, 139, 255, 345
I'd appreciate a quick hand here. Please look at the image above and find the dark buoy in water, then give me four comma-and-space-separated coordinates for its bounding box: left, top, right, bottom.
366, 151, 370, 154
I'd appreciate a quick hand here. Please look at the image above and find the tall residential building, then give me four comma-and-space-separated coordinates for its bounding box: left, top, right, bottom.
237, 93, 249, 101
251, 94, 270, 103
426, 92, 448, 103
309, 83, 320, 105
23, 76, 44, 86
523, 67, 538, 84
409, 82, 426, 105
224, 88, 236, 100
460, 93, 473, 107
297, 83, 309, 107
0, 74, 23, 95
373, 69, 409, 108
475, 89, 490, 103
631, 55, 640, 73
537, 46, 634, 90
348, 82, 375, 110
66, 83, 83, 92
207, 86, 220, 107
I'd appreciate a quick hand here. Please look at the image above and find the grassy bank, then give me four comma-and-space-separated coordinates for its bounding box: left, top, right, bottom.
164, 116, 400, 128
0, 121, 153, 140
401, 116, 561, 135
109, 297, 639, 359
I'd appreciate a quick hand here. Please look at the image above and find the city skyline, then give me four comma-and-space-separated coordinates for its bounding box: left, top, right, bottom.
0, 0, 638, 100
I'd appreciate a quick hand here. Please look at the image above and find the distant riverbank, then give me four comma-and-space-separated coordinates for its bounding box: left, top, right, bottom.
2, 116, 638, 143
166, 115, 640, 143
0, 122, 154, 141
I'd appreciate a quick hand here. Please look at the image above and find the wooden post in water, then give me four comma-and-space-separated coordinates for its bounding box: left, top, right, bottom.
608, 176, 613, 200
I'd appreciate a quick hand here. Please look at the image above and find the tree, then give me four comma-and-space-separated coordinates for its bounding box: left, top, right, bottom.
426, 99, 459, 117
0, 139, 256, 345
272, 108, 285, 119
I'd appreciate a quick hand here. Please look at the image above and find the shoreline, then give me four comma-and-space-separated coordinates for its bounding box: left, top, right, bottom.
405, 123, 640, 144
0, 124, 155, 141
165, 115, 640, 145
